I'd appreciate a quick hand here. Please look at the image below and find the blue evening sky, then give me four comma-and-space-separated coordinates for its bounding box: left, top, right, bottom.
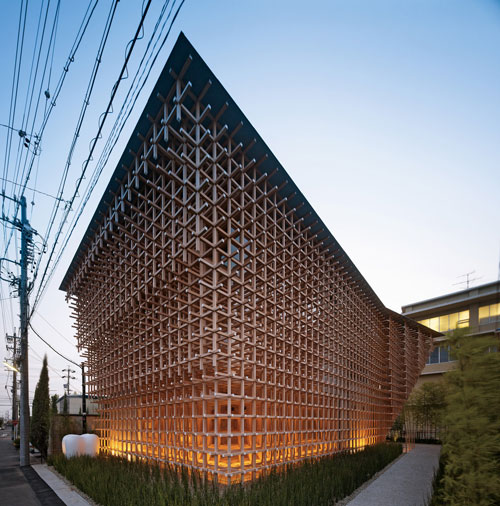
1, 0, 499, 404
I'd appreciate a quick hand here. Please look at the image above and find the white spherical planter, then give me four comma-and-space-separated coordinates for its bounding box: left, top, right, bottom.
62, 434, 99, 458
62, 434, 83, 458
80, 434, 99, 456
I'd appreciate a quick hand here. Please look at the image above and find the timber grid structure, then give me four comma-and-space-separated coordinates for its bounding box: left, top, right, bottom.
60, 33, 438, 484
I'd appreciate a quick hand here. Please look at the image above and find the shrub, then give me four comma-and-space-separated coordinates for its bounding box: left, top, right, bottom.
51, 442, 401, 506
430, 332, 500, 505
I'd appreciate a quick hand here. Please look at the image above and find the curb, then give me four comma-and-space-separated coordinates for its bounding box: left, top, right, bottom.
31, 464, 94, 506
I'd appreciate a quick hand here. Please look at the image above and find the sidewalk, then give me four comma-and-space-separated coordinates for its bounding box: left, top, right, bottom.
0, 430, 42, 506
0, 428, 82, 506
346, 444, 441, 506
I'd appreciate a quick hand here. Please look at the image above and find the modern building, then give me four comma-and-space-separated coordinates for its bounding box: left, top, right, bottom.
60, 33, 436, 483
402, 280, 500, 387
56, 394, 98, 416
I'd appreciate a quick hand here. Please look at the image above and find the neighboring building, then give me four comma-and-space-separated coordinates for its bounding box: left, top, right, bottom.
56, 394, 98, 415
60, 33, 436, 483
402, 280, 500, 387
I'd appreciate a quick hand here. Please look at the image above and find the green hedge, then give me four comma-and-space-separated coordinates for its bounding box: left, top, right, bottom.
428, 333, 500, 505
50, 442, 401, 506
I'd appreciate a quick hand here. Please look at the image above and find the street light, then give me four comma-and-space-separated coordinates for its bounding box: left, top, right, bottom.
3, 361, 20, 373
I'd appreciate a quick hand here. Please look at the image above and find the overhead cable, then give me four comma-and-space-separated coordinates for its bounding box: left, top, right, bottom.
31, 0, 156, 314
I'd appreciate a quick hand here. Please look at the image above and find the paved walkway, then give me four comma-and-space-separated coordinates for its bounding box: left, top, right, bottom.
0, 429, 42, 506
347, 444, 441, 506
0, 427, 89, 506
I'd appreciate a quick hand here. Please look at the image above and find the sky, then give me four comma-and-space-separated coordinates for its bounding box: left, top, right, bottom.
1, 0, 499, 417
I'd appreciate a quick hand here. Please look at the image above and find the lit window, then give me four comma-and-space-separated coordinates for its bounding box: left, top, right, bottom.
449, 312, 458, 330
457, 310, 469, 328
493, 303, 500, 318
419, 310, 469, 332
439, 315, 449, 333
479, 306, 489, 322
479, 303, 500, 324
429, 317, 439, 331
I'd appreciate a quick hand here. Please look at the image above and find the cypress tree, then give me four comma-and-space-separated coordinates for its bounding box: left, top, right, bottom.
51, 394, 59, 416
31, 355, 50, 459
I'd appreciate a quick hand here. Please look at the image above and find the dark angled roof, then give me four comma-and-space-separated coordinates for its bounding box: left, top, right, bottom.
58, 32, 438, 337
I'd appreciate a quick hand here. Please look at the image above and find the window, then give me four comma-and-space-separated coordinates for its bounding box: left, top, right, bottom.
418, 310, 469, 333
428, 347, 439, 364
457, 310, 469, 328
429, 317, 439, 331
439, 345, 449, 363
478, 303, 500, 325
439, 315, 449, 332
426, 345, 452, 365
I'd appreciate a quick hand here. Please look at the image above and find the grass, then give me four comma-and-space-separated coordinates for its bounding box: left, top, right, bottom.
50, 442, 401, 506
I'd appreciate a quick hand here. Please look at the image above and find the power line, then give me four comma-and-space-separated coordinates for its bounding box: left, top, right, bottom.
32, 0, 186, 312
29, 323, 80, 368
1, 0, 99, 260
14, 0, 62, 213
31, 0, 156, 314
30, 0, 121, 295
0, 176, 70, 203
2, 0, 28, 198
33, 309, 74, 347
0, 2, 95, 345
29, 344, 64, 379
1, 0, 28, 267
83, 0, 177, 207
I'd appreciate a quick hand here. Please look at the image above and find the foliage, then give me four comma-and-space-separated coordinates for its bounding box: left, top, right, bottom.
51, 394, 59, 416
430, 332, 500, 505
408, 382, 445, 430
428, 452, 446, 506
389, 382, 445, 443
60, 395, 74, 435
31, 355, 50, 459
0, 416, 4, 428
406, 381, 445, 442
50, 414, 81, 455
51, 442, 401, 506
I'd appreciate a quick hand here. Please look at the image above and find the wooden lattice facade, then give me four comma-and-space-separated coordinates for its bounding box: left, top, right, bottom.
60, 33, 436, 483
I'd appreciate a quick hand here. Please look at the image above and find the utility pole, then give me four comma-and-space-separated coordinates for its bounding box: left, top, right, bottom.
1, 194, 35, 466
62, 366, 76, 396
81, 363, 87, 433
5, 331, 19, 439
19, 196, 32, 467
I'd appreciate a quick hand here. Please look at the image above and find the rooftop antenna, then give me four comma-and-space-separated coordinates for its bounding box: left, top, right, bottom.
453, 270, 482, 290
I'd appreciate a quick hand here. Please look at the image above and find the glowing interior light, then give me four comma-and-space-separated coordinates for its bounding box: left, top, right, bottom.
60, 34, 435, 484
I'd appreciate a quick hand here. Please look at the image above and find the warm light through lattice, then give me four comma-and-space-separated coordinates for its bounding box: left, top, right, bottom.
61, 33, 435, 484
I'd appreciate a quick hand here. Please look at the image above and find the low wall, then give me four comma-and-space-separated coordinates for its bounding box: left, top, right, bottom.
49, 415, 99, 456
